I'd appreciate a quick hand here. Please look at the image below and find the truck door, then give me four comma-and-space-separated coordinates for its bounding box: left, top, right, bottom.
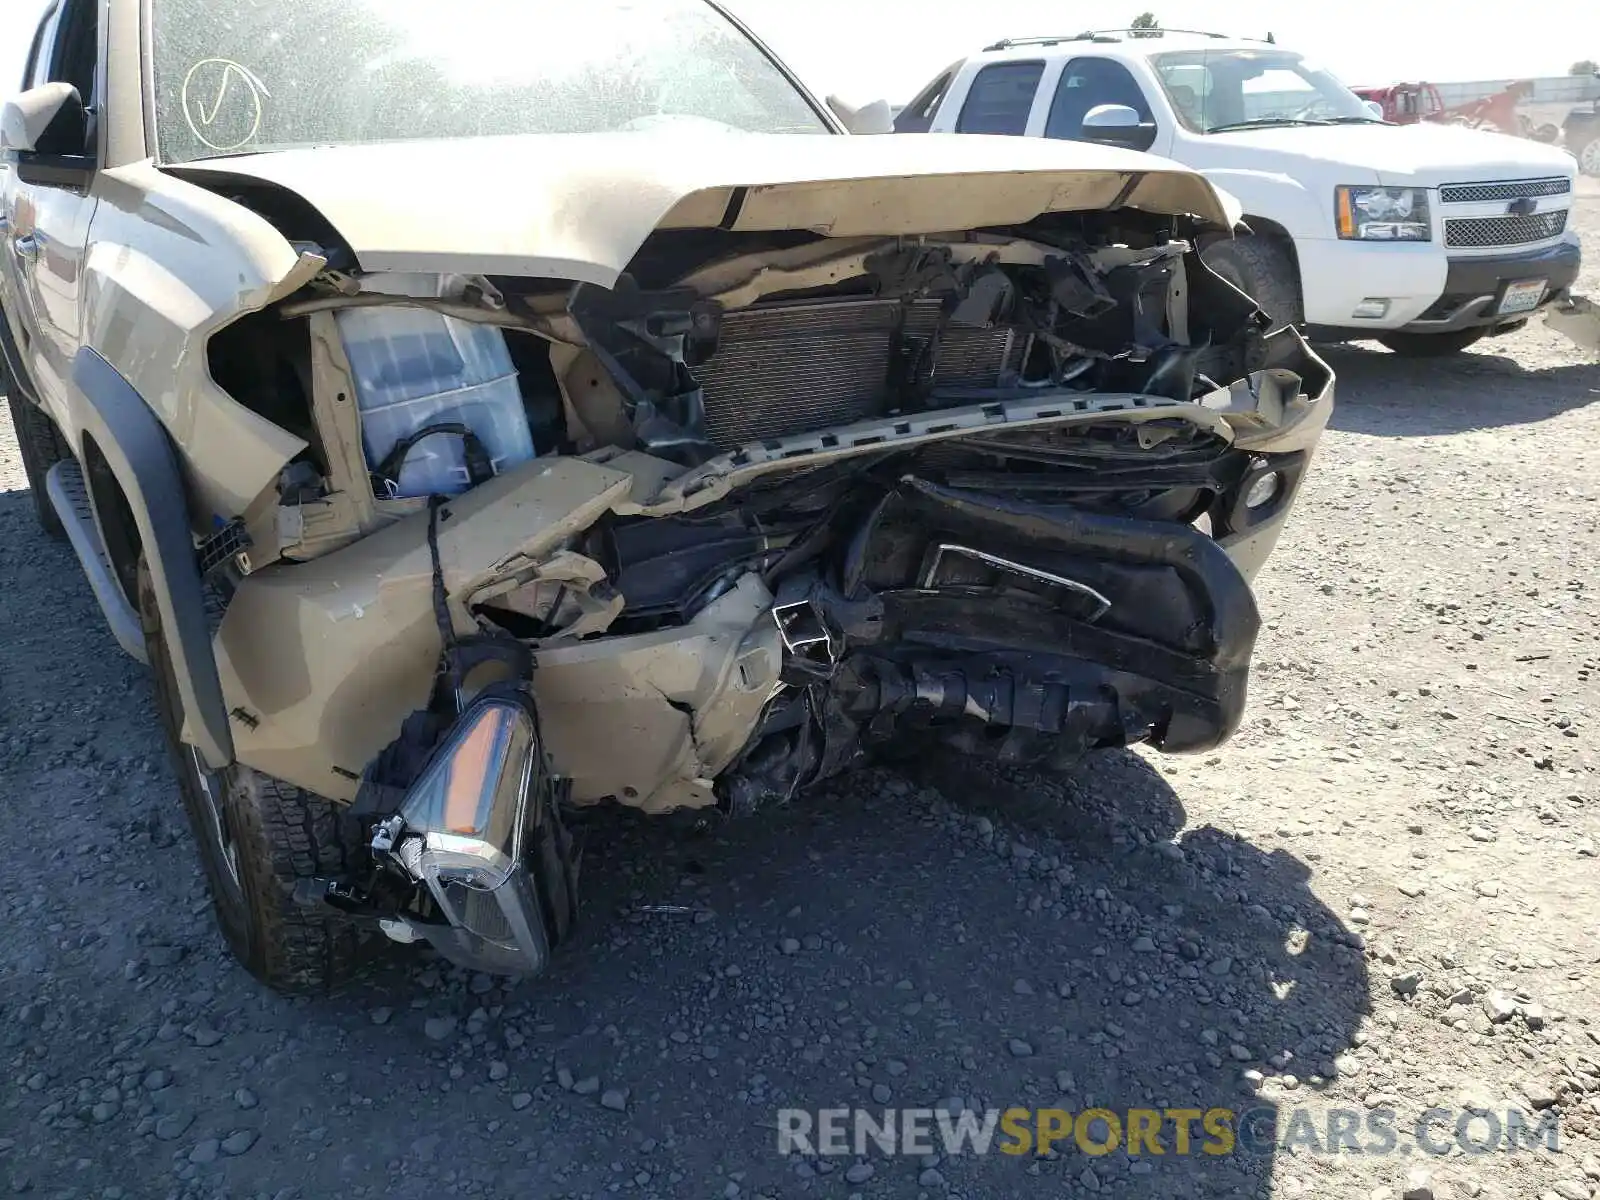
7, 0, 99, 428
1041, 57, 1173, 158
0, 3, 64, 389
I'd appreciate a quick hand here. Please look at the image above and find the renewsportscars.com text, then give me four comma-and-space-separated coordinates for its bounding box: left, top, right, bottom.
776, 1105, 1561, 1160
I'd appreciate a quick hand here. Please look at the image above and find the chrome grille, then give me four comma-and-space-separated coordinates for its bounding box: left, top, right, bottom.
695, 299, 1021, 449
1439, 177, 1571, 204
1444, 210, 1568, 249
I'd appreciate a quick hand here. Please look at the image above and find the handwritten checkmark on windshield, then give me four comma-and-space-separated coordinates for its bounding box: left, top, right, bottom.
180, 58, 271, 151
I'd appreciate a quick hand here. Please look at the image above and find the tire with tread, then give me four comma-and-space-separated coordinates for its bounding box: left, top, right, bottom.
6, 387, 69, 539
139, 558, 377, 993
1377, 329, 1485, 358
1199, 235, 1304, 335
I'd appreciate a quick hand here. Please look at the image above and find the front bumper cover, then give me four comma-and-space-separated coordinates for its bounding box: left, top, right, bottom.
1400, 241, 1582, 334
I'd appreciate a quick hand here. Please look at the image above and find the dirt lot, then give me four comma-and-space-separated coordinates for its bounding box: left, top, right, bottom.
1, 196, 1598, 1200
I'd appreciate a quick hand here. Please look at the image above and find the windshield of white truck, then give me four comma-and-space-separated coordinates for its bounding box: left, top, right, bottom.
149, 0, 831, 163
1150, 49, 1379, 134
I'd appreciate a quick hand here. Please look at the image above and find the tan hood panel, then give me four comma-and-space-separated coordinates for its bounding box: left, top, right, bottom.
165, 132, 1230, 285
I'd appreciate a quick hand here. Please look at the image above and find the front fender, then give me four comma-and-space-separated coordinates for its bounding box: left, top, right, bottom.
1198, 168, 1332, 241
82, 165, 322, 524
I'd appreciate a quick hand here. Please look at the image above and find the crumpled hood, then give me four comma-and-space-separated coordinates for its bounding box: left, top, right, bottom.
164, 131, 1232, 285
1206, 123, 1577, 186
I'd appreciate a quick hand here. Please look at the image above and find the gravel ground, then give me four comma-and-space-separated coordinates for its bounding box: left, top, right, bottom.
1, 194, 1598, 1200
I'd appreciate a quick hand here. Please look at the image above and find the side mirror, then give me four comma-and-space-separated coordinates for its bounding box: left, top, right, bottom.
826, 93, 896, 136
1, 82, 87, 156
1079, 103, 1158, 152
1363, 99, 1385, 120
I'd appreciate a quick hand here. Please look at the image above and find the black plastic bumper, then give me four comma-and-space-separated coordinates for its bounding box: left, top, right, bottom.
1402, 240, 1582, 333
841, 478, 1262, 756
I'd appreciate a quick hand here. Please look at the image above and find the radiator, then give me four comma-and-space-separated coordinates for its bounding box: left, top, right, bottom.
694, 298, 1022, 450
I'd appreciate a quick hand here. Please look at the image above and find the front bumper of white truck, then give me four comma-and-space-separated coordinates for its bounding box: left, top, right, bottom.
1301, 234, 1589, 345
1392, 240, 1582, 336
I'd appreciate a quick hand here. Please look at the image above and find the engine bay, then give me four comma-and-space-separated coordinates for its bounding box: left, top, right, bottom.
198, 200, 1332, 820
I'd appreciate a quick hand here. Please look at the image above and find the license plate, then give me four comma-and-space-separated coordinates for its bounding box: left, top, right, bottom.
1497, 278, 1547, 315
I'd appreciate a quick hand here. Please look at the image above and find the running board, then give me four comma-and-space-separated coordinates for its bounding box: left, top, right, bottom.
46, 459, 148, 664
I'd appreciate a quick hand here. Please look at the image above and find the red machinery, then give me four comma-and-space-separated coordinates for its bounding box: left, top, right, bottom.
1448, 80, 1550, 137
1352, 79, 1559, 141
1352, 82, 1445, 125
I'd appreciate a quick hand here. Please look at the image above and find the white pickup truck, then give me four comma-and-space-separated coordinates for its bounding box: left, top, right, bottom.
893, 30, 1588, 357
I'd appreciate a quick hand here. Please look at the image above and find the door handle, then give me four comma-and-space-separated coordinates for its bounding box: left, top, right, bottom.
13, 233, 38, 259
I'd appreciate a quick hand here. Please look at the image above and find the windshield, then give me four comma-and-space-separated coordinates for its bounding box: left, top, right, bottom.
148, 0, 831, 164
1150, 49, 1376, 134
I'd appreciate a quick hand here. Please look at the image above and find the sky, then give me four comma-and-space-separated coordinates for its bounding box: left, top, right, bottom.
0, 0, 1595, 109
2, 0, 38, 91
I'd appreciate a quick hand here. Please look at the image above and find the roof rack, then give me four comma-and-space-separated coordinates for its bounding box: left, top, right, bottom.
982, 29, 1236, 52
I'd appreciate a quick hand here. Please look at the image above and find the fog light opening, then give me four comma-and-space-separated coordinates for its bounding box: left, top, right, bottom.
1351, 298, 1391, 320
1244, 472, 1283, 510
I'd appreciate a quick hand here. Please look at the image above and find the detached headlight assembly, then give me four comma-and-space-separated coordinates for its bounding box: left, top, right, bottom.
382, 690, 572, 976
1335, 185, 1431, 241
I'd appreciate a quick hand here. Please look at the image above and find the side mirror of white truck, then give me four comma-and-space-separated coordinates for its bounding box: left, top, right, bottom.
1079, 104, 1158, 153
827, 94, 896, 135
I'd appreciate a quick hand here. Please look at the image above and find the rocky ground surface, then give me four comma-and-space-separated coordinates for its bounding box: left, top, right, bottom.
1, 194, 1598, 1200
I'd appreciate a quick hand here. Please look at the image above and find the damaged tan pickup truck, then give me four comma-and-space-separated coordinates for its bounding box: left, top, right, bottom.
1, 0, 1331, 991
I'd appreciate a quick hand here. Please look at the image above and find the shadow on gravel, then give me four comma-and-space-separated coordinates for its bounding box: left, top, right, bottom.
327, 750, 1371, 1199
1320, 342, 1600, 436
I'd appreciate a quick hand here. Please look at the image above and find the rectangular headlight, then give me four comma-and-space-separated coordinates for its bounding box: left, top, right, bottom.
1335, 186, 1431, 241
